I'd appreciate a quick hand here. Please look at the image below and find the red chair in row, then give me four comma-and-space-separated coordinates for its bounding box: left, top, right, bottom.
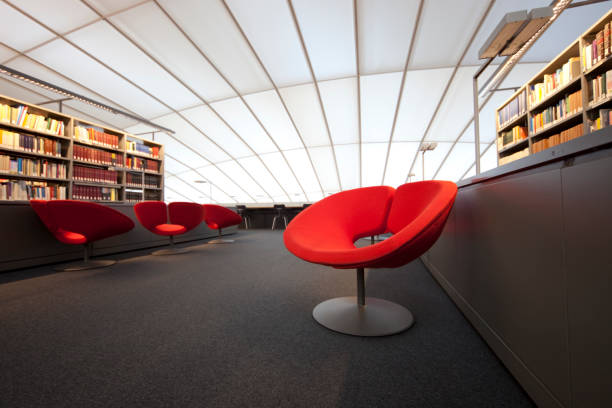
30, 200, 135, 271
134, 201, 204, 255
203, 204, 243, 243
284, 181, 457, 337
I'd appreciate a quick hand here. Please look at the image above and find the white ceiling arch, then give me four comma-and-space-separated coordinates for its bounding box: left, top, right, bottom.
0, 0, 610, 203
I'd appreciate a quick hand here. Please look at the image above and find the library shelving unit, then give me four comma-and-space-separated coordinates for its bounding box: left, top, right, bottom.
0, 94, 164, 203
495, 8, 612, 166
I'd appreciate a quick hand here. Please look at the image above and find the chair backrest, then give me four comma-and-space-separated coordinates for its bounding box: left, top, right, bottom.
168, 202, 204, 233
202, 204, 242, 229
49, 200, 135, 241
134, 201, 168, 232
30, 200, 58, 234
288, 186, 395, 242
386, 181, 457, 234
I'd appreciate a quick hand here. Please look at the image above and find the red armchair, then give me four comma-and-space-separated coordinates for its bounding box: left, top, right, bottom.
202, 204, 243, 243
134, 201, 204, 255
283, 181, 457, 336
30, 200, 135, 271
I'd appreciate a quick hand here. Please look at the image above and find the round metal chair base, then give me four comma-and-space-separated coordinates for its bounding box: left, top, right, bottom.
313, 296, 414, 337
208, 239, 235, 244
54, 259, 116, 272
151, 247, 191, 256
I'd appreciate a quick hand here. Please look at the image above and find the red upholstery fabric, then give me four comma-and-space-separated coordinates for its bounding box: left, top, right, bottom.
30, 200, 135, 245
134, 201, 167, 233
202, 205, 242, 230
154, 224, 187, 235
168, 202, 205, 233
283, 181, 457, 269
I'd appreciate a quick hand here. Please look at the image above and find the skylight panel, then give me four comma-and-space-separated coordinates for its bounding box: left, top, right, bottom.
361, 72, 402, 142
278, 83, 329, 147
319, 77, 359, 145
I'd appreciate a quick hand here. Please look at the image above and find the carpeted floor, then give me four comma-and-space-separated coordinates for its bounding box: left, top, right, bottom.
0, 230, 534, 408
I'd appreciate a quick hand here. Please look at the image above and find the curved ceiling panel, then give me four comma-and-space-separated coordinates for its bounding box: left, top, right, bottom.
0, 0, 608, 204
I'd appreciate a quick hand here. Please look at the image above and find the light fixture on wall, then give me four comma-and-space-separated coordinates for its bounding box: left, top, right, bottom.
472, 0, 572, 175
419, 142, 437, 181
0, 63, 175, 134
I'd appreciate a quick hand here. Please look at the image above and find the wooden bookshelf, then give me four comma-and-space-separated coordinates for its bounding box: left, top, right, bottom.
0, 94, 164, 202
495, 8, 612, 166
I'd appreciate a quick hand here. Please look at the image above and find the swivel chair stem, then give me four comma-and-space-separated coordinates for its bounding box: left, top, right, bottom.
357, 267, 365, 306
218, 228, 222, 238
169, 235, 175, 247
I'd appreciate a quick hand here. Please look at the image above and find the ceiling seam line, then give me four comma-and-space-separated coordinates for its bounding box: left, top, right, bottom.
353, 0, 362, 188
220, 0, 325, 198
151, 0, 304, 202
78, 0, 275, 203
432, 91, 495, 179
287, 0, 342, 192
380, 0, 424, 185
165, 153, 236, 203
163, 184, 198, 202
0, 0, 154, 65
460, 140, 495, 180
404, 0, 495, 182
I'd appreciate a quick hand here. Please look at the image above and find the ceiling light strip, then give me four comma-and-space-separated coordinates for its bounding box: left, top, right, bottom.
287, 0, 342, 192
0, 63, 175, 133
353, 0, 362, 188
479, 0, 572, 98
0, 42, 233, 198
219, 0, 325, 199
380, 0, 424, 185
149, 0, 305, 201
404, 0, 495, 183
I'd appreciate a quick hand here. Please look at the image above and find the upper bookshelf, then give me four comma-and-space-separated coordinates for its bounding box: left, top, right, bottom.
0, 94, 164, 203
495, 8, 612, 166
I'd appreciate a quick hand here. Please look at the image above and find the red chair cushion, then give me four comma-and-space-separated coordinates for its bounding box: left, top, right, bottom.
154, 224, 187, 236
283, 182, 456, 269
202, 205, 242, 230
30, 200, 135, 245
283, 186, 394, 267
168, 202, 204, 233
134, 201, 169, 235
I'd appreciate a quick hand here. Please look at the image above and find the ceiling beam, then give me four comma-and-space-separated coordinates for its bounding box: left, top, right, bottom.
353, 0, 362, 188
404, 0, 495, 183
79, 0, 278, 203
220, 0, 326, 200
380, 0, 424, 185
287, 0, 342, 192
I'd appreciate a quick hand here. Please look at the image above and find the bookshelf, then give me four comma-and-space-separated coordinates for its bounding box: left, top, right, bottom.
495, 8, 612, 165
0, 94, 164, 202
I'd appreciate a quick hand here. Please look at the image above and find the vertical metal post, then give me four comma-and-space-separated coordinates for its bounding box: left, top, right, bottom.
473, 75, 481, 175
58, 100, 63, 113
370, 236, 375, 245
83, 245, 89, 263
356, 267, 365, 306
218, 228, 222, 239
169, 235, 175, 248
422, 151, 425, 181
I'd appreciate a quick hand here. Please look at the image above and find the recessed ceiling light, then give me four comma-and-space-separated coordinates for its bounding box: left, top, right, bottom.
193, 180, 208, 183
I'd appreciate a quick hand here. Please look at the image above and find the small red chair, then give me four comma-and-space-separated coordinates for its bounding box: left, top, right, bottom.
202, 204, 243, 244
134, 201, 204, 255
30, 200, 135, 271
284, 181, 457, 336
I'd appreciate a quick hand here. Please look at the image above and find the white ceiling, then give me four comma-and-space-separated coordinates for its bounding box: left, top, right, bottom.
0, 0, 610, 204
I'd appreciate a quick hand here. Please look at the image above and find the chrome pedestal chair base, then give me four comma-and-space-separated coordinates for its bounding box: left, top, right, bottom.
54, 244, 117, 271
312, 268, 414, 336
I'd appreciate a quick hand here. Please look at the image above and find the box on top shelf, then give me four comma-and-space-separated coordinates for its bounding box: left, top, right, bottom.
74, 124, 121, 149
497, 88, 527, 129
582, 18, 612, 71
0, 102, 66, 136
126, 137, 160, 158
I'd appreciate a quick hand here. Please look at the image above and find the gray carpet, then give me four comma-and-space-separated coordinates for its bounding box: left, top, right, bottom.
0, 230, 534, 408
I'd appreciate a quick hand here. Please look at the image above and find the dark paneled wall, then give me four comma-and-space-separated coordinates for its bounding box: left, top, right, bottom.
0, 203, 233, 272
423, 148, 612, 408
